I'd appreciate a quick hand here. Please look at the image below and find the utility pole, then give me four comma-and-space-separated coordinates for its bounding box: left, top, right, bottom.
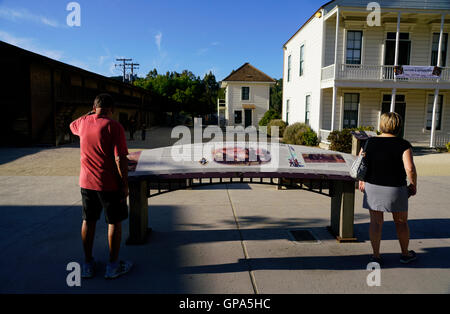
126, 62, 140, 83
115, 58, 132, 82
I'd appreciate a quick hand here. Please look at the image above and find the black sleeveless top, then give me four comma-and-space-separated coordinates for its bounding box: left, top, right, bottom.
364, 137, 412, 187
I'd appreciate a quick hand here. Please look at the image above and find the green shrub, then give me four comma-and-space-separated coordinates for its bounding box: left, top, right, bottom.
283, 122, 318, 146
447, 142, 450, 152
283, 123, 309, 144
267, 119, 287, 137
259, 109, 281, 126
297, 129, 319, 146
327, 126, 376, 153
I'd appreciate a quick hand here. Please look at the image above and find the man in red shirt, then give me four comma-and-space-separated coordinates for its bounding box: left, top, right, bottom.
70, 94, 132, 279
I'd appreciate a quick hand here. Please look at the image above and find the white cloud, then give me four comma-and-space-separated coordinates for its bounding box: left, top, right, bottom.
0, 6, 61, 27
0, 30, 63, 60
155, 31, 162, 51
196, 47, 209, 56
98, 47, 112, 66
196, 42, 221, 56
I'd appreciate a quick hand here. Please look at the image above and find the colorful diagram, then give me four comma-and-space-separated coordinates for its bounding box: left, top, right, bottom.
302, 154, 346, 163
288, 145, 304, 168
212, 146, 271, 166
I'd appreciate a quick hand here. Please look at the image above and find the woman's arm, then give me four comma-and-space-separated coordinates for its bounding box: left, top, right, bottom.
403, 148, 417, 196
358, 147, 365, 192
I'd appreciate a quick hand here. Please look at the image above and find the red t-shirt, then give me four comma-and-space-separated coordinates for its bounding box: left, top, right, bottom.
70, 114, 128, 191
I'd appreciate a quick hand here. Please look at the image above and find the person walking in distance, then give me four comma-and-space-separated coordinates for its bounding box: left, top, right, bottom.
70, 94, 133, 279
359, 112, 418, 265
141, 123, 146, 141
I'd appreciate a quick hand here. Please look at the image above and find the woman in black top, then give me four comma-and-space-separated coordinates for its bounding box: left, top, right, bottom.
359, 112, 418, 264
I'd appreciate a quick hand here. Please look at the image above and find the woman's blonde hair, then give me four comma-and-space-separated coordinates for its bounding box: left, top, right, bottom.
379, 112, 402, 135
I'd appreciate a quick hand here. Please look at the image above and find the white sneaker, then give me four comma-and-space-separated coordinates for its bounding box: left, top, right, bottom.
81, 260, 95, 279
104, 260, 133, 279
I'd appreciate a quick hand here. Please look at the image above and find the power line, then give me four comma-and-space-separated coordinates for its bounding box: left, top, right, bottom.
115, 58, 132, 82
126, 62, 140, 82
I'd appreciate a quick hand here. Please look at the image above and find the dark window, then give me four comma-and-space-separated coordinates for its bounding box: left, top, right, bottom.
241, 87, 250, 100
234, 110, 242, 124
300, 45, 305, 76
431, 33, 448, 67
343, 93, 359, 129
346, 31, 363, 64
427, 95, 443, 130
287, 55, 292, 82
385, 32, 411, 66
387, 32, 410, 40
305, 95, 311, 125
383, 94, 406, 103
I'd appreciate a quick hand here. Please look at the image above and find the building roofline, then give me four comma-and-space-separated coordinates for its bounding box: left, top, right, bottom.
283, 0, 335, 48
0, 40, 150, 94
283, 0, 450, 48
222, 62, 276, 83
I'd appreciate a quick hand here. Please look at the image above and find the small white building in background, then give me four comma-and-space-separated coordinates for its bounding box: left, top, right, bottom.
218, 63, 276, 128
283, 0, 450, 147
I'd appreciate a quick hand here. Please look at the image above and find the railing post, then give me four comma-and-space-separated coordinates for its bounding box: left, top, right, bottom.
430, 14, 445, 148
329, 180, 356, 242
127, 179, 149, 245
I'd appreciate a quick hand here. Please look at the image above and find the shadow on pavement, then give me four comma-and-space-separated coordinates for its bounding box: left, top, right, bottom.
178, 246, 450, 274
1, 201, 449, 292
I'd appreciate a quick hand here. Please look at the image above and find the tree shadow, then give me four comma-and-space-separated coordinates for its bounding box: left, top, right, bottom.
412, 146, 446, 156
178, 246, 450, 274
0, 147, 47, 165
354, 219, 450, 241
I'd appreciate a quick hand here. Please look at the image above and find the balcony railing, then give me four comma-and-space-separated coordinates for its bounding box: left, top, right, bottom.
319, 129, 332, 144
321, 64, 450, 83
218, 99, 226, 107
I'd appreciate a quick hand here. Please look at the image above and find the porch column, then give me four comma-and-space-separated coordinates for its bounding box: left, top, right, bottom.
331, 87, 337, 131
430, 14, 445, 148
333, 7, 340, 79
391, 12, 401, 112
331, 7, 340, 131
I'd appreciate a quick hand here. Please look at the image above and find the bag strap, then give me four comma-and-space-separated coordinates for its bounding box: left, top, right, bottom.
362, 138, 370, 153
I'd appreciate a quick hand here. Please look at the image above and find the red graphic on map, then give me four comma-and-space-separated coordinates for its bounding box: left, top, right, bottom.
213, 146, 271, 166
302, 154, 345, 164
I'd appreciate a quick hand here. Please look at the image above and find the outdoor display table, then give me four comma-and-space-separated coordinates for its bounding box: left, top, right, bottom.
127, 142, 357, 244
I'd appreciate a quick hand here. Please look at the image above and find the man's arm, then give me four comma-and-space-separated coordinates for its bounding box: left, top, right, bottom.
113, 123, 129, 198
70, 110, 96, 136
115, 155, 129, 198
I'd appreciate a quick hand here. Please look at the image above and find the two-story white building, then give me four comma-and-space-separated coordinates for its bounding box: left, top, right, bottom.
218, 63, 276, 128
283, 0, 450, 147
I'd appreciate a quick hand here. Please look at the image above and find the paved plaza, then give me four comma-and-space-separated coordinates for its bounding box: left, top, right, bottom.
0, 127, 449, 293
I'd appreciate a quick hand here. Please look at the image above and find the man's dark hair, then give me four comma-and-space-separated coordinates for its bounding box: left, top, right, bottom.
94, 94, 115, 109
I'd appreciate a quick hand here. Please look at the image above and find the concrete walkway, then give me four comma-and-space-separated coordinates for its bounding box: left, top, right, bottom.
0, 175, 449, 293
0, 127, 449, 293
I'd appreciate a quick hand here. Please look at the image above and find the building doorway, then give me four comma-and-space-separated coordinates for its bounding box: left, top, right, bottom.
381, 94, 406, 138
244, 109, 253, 128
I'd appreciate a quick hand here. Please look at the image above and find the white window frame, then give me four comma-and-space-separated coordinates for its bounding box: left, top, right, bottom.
241, 86, 250, 101
299, 44, 305, 77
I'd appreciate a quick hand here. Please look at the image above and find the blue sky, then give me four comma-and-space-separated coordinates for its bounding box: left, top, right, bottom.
0, 0, 321, 80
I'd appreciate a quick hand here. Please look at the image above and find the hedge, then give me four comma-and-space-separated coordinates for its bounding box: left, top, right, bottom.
327, 126, 375, 153
283, 123, 318, 146
267, 119, 287, 137
259, 109, 281, 127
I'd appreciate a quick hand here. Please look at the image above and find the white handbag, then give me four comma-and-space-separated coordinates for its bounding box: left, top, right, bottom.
350, 140, 370, 181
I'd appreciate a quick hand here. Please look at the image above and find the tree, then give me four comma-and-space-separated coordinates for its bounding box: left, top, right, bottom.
135, 68, 220, 120
270, 78, 283, 114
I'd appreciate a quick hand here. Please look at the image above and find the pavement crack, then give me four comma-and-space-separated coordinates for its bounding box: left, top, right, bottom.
225, 184, 259, 294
